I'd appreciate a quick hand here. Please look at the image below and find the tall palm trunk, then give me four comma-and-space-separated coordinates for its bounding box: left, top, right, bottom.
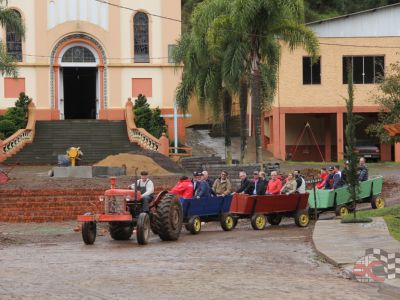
239, 79, 248, 163
222, 88, 232, 165
251, 51, 263, 163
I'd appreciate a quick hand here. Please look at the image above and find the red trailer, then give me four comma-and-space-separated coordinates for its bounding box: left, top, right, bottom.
230, 193, 310, 230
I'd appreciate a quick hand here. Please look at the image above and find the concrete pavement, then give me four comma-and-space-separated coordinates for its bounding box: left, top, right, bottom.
313, 217, 400, 292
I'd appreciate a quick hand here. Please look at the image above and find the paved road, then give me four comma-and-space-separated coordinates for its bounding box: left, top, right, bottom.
0, 220, 397, 300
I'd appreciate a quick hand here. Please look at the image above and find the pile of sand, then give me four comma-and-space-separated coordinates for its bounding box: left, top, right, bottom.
95, 153, 171, 176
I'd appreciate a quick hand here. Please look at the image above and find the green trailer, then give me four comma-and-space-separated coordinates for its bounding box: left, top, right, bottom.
308, 176, 384, 217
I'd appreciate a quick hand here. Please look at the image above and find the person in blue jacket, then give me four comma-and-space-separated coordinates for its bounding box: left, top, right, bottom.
194, 172, 211, 198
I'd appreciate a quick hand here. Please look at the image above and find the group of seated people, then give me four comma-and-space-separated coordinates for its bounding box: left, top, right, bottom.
316, 157, 369, 190
169, 168, 308, 199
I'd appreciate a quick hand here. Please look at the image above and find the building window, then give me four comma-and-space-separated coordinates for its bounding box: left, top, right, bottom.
62, 46, 96, 63
134, 12, 149, 63
303, 57, 321, 85
343, 56, 384, 84
6, 10, 23, 62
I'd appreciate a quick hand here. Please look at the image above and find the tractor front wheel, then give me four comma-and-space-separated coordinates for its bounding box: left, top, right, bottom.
156, 193, 183, 241
251, 214, 266, 230
82, 222, 96, 245
109, 222, 133, 240
371, 195, 385, 209
220, 213, 235, 231
136, 213, 151, 245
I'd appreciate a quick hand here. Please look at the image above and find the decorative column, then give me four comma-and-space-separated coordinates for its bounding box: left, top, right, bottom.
98, 65, 106, 119
51, 65, 60, 120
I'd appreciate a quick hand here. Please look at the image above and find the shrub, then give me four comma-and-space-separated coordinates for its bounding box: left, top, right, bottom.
0, 119, 17, 138
134, 94, 166, 138
0, 92, 30, 138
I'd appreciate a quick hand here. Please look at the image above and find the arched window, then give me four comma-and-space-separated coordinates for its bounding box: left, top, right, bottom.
6, 10, 23, 62
134, 12, 149, 63
61, 46, 96, 63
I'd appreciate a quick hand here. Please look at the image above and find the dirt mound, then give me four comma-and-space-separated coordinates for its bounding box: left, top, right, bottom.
128, 149, 185, 173
95, 153, 171, 176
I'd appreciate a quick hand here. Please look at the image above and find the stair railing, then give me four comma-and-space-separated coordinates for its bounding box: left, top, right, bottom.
125, 98, 169, 156
0, 100, 36, 163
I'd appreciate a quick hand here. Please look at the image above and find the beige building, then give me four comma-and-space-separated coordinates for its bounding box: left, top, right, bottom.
265, 4, 400, 162
0, 0, 185, 140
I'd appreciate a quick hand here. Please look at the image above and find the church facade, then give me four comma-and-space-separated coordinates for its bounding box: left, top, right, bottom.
0, 0, 182, 135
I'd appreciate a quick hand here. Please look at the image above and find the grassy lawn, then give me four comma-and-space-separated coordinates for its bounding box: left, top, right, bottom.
343, 205, 400, 241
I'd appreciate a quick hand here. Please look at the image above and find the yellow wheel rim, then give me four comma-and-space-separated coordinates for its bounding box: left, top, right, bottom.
194, 219, 201, 232
376, 197, 385, 209
225, 216, 233, 229
340, 207, 349, 217
299, 214, 309, 226
256, 215, 266, 229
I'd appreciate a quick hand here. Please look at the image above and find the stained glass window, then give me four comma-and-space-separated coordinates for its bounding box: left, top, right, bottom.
62, 46, 96, 63
6, 10, 23, 62
134, 12, 149, 63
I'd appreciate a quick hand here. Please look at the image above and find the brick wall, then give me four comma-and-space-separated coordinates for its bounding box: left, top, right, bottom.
0, 187, 172, 223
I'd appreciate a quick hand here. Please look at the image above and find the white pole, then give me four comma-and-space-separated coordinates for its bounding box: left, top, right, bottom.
174, 99, 178, 154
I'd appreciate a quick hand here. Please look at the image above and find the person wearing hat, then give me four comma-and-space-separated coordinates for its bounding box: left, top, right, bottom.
130, 170, 154, 213
251, 170, 266, 195
212, 171, 232, 196
323, 167, 335, 189
170, 176, 194, 199
194, 171, 211, 198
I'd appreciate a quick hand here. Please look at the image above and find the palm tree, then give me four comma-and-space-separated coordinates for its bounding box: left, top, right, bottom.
230, 0, 319, 162
0, 1, 25, 76
174, 0, 235, 163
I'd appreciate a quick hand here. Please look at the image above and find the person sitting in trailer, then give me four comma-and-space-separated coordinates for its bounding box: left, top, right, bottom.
280, 173, 297, 195
194, 172, 211, 198
266, 171, 282, 195
333, 165, 345, 189
129, 170, 154, 213
259, 171, 269, 187
212, 171, 232, 196
316, 167, 328, 189
294, 170, 306, 194
250, 170, 266, 195
170, 176, 194, 199
341, 161, 350, 184
358, 157, 369, 182
234, 171, 253, 195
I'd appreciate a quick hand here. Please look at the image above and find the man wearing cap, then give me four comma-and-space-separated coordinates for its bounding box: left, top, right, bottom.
130, 171, 154, 213
251, 170, 266, 195
194, 171, 211, 198
170, 176, 194, 198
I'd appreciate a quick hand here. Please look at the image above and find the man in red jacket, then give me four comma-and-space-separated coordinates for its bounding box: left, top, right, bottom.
170, 176, 194, 198
266, 171, 282, 195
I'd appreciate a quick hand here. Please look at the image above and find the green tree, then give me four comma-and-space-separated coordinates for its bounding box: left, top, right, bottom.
344, 70, 360, 220
367, 62, 400, 144
230, 0, 319, 162
174, 0, 235, 163
0, 0, 25, 76
133, 94, 166, 138
0, 92, 30, 139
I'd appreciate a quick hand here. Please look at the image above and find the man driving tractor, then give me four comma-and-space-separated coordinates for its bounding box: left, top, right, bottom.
130, 170, 154, 213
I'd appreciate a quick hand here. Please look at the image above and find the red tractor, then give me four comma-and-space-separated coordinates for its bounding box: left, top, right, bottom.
77, 177, 183, 245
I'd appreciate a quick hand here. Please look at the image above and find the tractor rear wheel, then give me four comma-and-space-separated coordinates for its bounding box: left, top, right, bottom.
251, 214, 266, 230
136, 213, 151, 245
82, 222, 96, 245
220, 213, 235, 231
267, 214, 282, 226
156, 193, 183, 241
109, 222, 133, 240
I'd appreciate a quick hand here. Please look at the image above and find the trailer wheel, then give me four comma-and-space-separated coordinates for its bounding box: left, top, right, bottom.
295, 210, 310, 227
136, 213, 151, 245
251, 214, 266, 230
220, 213, 235, 231
267, 214, 282, 226
187, 216, 202, 234
82, 222, 96, 245
109, 222, 133, 240
335, 205, 349, 218
156, 193, 183, 241
371, 195, 385, 209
